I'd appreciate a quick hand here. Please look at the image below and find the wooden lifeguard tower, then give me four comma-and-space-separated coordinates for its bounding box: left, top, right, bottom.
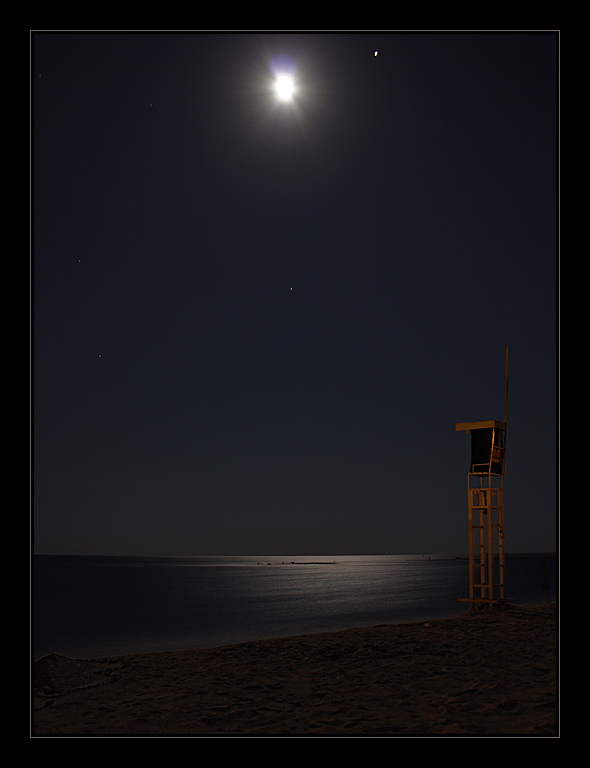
455, 346, 515, 607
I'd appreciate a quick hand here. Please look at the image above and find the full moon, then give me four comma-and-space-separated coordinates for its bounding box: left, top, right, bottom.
275, 74, 294, 101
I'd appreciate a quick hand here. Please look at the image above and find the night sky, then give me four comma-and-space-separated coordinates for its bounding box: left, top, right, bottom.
32, 32, 558, 557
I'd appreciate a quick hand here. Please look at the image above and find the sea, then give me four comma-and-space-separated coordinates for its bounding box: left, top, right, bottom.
32, 553, 556, 661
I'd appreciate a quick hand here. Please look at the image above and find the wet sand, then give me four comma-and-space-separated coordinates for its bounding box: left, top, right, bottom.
32, 603, 557, 736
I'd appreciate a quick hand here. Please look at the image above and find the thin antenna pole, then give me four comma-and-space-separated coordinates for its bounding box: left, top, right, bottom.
504, 345, 509, 426
504, 345, 509, 475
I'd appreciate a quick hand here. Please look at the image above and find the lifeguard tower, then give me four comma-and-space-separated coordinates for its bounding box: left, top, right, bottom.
455, 347, 515, 607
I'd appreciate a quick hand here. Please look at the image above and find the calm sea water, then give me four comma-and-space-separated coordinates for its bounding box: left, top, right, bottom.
32, 554, 556, 660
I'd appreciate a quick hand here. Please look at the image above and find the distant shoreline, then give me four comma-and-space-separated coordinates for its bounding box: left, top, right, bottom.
256, 554, 557, 564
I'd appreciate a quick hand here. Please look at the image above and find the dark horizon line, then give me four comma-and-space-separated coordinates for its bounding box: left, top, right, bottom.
32, 550, 557, 559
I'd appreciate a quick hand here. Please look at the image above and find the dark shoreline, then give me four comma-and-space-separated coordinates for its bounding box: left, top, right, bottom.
33, 603, 557, 736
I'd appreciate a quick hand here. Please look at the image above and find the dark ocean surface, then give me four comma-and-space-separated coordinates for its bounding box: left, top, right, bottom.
33, 553, 556, 660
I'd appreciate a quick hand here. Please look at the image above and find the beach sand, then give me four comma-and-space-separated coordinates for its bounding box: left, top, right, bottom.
32, 603, 556, 737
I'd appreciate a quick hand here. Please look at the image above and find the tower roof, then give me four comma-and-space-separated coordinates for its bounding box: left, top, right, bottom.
455, 420, 506, 433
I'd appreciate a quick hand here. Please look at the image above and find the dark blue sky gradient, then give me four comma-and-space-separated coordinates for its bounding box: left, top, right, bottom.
33, 32, 558, 556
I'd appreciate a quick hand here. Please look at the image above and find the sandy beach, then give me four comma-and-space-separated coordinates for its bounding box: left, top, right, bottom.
32, 602, 556, 737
